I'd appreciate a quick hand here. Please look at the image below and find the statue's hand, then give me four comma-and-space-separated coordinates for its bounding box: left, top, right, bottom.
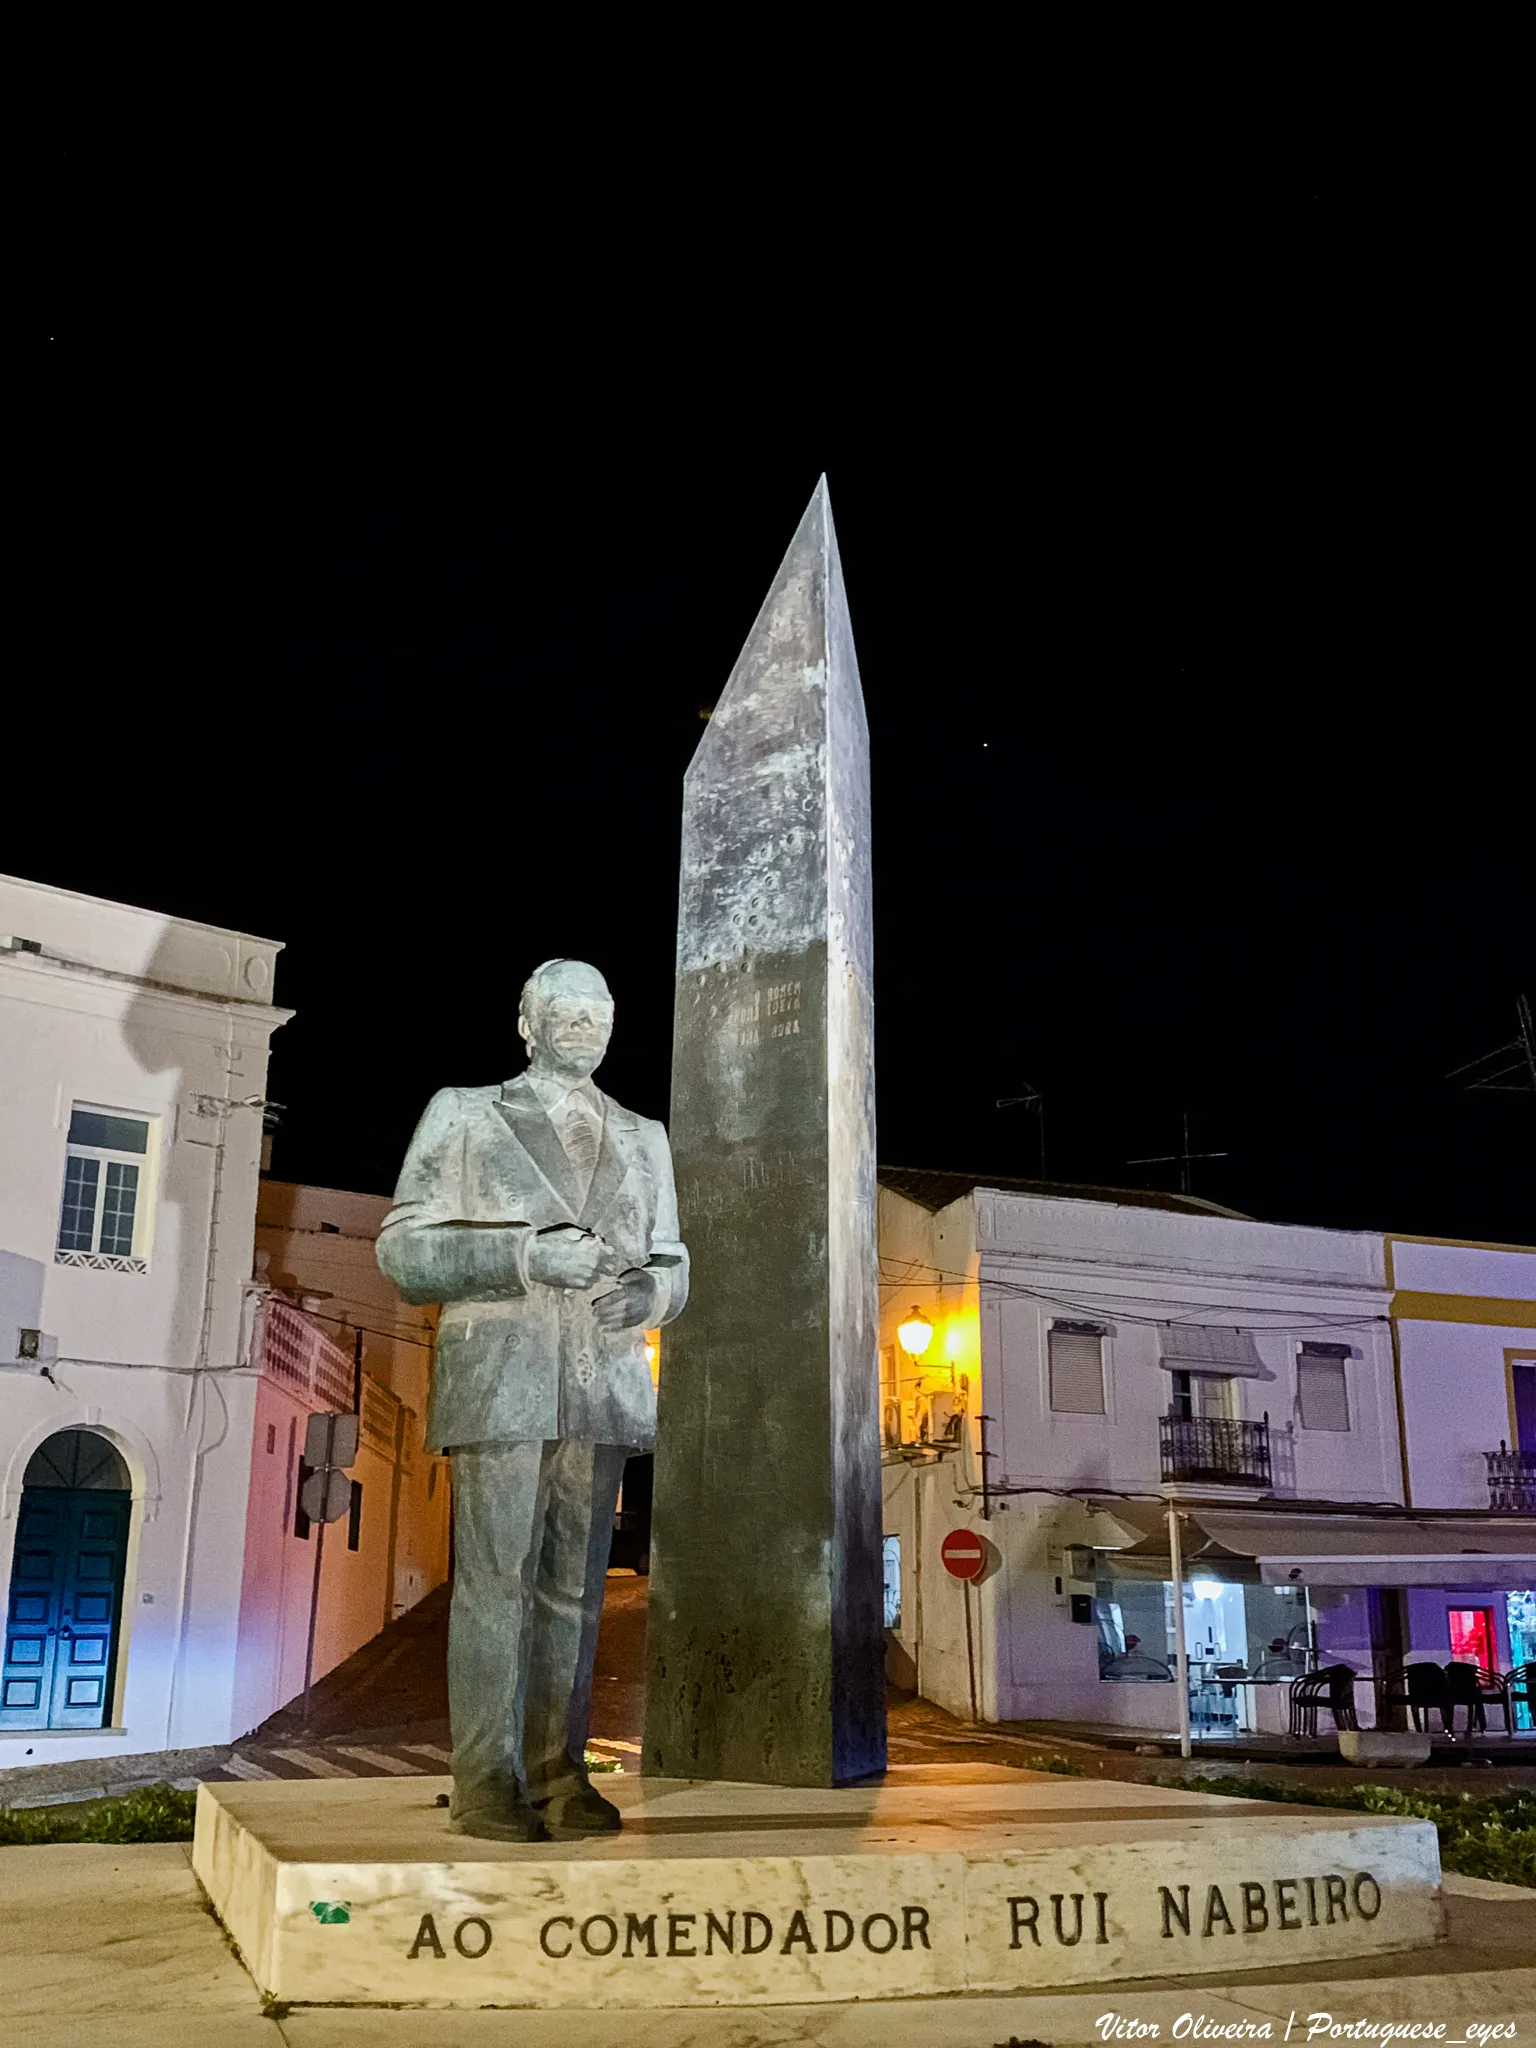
527, 1227, 608, 1292
592, 1269, 655, 1332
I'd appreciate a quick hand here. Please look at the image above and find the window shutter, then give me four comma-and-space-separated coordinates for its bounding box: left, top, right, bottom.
1298, 1346, 1350, 1432
1049, 1326, 1106, 1414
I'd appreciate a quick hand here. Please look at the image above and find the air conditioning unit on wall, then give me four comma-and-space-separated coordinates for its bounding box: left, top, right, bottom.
921, 1391, 964, 1443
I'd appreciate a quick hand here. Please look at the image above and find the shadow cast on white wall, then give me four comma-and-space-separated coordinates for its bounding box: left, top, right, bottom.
1, 1249, 46, 1363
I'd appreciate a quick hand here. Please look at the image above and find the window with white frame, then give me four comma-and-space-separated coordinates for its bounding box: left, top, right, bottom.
1169, 1369, 1235, 1420
1048, 1320, 1107, 1414
1297, 1342, 1351, 1431
55, 1105, 156, 1271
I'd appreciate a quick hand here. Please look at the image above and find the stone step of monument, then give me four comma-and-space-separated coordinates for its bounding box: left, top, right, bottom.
194, 1761, 1446, 2012
204, 1741, 443, 1786
213, 1754, 281, 1783
202, 1737, 639, 1789
331, 1746, 426, 1776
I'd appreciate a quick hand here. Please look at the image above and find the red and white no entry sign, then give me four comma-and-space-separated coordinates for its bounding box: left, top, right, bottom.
940, 1529, 987, 1581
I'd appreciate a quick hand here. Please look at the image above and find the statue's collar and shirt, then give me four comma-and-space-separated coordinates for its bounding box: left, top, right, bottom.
491, 1070, 641, 1233
517, 1072, 606, 1207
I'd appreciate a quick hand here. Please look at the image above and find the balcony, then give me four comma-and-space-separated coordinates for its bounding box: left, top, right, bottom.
1160, 1413, 1272, 1488
1485, 1443, 1536, 1514
253, 1297, 413, 1452
255, 1296, 355, 1412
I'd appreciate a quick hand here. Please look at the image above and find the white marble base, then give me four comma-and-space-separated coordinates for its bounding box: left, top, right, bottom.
192, 1763, 1444, 2009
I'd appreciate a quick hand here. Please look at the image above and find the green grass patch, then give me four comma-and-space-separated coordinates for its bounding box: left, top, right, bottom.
1174, 1775, 1536, 1889
1024, 1754, 1085, 1775
0, 1783, 197, 1846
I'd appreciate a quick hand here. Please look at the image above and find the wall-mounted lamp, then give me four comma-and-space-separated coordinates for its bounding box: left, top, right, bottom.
897, 1306, 933, 1359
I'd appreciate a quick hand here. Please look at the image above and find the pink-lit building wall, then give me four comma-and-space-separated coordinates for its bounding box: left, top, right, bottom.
231, 1293, 450, 1738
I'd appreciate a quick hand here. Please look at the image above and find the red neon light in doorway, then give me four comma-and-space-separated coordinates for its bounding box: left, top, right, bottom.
1448, 1607, 1495, 1668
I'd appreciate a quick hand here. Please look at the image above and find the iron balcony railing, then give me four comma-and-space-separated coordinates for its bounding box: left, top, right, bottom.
1485, 1443, 1536, 1514
1160, 1413, 1272, 1488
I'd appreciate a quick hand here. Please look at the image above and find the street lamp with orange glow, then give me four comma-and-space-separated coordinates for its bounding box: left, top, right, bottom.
897, 1305, 933, 1361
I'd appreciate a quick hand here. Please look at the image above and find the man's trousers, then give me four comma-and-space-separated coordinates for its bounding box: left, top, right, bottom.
447, 1438, 629, 1810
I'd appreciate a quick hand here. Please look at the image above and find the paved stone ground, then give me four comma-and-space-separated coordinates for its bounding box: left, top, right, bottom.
3, 1841, 1535, 2046
192, 1571, 646, 1789
9, 1573, 1536, 1807
198, 1575, 1536, 1798
8, 1581, 1536, 2041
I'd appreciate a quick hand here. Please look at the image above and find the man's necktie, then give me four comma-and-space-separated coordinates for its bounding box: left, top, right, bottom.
562, 1095, 600, 1178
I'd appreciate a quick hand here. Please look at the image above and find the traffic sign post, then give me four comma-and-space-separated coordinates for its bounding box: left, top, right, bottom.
939, 1528, 989, 1724
301, 1412, 359, 1527
300, 1410, 359, 1727
940, 1528, 987, 1582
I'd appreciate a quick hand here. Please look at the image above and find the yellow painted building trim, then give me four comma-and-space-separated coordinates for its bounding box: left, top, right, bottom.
1393, 1291, 1536, 1329
1389, 1309, 1412, 1508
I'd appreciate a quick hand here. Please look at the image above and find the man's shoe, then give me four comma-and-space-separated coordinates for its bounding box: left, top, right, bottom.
446, 1804, 549, 1842
536, 1779, 623, 1841
446, 1777, 549, 1843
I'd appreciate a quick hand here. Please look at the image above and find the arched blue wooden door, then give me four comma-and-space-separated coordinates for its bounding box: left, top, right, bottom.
2, 1431, 131, 1730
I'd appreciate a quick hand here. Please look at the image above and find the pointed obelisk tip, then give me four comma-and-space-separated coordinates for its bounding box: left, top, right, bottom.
796, 472, 831, 527
786, 472, 834, 560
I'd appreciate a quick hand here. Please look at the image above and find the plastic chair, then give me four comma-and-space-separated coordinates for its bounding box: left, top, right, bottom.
1400, 1660, 1450, 1733
1443, 1660, 1507, 1735
1286, 1622, 1317, 1668
1375, 1665, 1413, 1724
1289, 1668, 1357, 1738
1442, 1660, 1484, 1734
1325, 1663, 1360, 1732
1287, 1672, 1325, 1738
1506, 1663, 1536, 1730
1102, 1650, 1173, 1680
1475, 1666, 1512, 1733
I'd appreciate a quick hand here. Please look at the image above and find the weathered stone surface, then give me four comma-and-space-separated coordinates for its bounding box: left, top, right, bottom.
643, 479, 884, 1788
190, 1767, 1445, 2009
375, 961, 689, 1831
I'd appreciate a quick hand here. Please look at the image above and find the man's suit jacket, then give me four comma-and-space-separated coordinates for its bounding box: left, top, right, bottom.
377, 1074, 688, 1452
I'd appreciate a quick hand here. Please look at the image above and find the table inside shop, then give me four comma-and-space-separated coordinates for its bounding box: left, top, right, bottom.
1187, 1658, 1307, 1735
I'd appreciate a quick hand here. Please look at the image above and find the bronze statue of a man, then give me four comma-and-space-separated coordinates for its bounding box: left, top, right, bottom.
377, 959, 687, 1840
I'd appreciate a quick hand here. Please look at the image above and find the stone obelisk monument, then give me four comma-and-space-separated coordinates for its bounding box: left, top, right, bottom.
643, 478, 885, 1787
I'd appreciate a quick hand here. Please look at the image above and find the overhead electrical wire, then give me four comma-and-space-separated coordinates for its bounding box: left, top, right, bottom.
876, 1254, 1391, 1334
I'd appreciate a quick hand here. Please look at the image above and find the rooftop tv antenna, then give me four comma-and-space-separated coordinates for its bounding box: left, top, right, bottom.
1446, 995, 1536, 1097
1126, 1109, 1228, 1197
996, 1084, 1045, 1177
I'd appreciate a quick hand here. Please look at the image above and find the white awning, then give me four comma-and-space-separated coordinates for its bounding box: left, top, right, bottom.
1158, 1327, 1269, 1379
1197, 1510, 1536, 1588
1086, 1501, 1536, 1588
1086, 1499, 1259, 1582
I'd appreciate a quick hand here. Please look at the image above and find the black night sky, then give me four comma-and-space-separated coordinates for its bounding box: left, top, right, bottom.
9, 164, 1529, 1244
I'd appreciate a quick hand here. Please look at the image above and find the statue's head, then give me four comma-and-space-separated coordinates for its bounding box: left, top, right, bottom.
518, 959, 614, 1082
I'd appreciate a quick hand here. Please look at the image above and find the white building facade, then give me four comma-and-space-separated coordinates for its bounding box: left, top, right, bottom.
1387, 1234, 1536, 1681
0, 875, 453, 1771
0, 873, 290, 1767
878, 1171, 1536, 1740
